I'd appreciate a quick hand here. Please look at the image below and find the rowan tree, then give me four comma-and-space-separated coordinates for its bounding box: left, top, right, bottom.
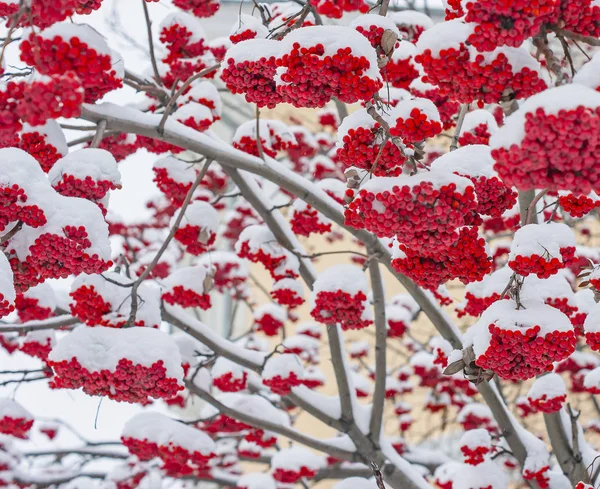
0, 1, 599, 489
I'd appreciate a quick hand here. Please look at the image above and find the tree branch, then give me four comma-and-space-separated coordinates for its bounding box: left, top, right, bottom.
368, 255, 387, 440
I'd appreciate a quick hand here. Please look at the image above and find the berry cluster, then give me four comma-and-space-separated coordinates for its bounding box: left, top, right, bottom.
20, 27, 122, 103
389, 103, 443, 143
0, 0, 104, 28
254, 305, 286, 336
336, 116, 407, 177
271, 278, 304, 309
527, 393, 566, 413
275, 27, 382, 108
49, 357, 184, 404
392, 227, 493, 290
213, 371, 248, 392
16, 129, 66, 173
415, 24, 547, 104
172, 0, 220, 17
263, 371, 303, 395
309, 0, 368, 18
14, 295, 53, 323
492, 90, 600, 195
471, 305, 576, 380
558, 192, 600, 218
162, 286, 211, 310
464, 0, 559, 51
345, 172, 477, 251
311, 290, 372, 330
93, 134, 140, 163
383, 43, 420, 89
0, 416, 33, 439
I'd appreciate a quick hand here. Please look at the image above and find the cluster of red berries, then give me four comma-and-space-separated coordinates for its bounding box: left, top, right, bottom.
221, 48, 285, 109
69, 284, 112, 326
460, 444, 491, 466
558, 193, 600, 218
464, 0, 559, 51
49, 357, 184, 404
0, 186, 46, 234
273, 466, 318, 484
0, 416, 33, 439
174, 225, 216, 255
245, 429, 276, 448
345, 176, 477, 251
121, 437, 214, 477
263, 371, 303, 395
0, 0, 103, 28
16, 131, 65, 173
460, 292, 502, 318
162, 286, 211, 310
233, 131, 295, 159
523, 466, 551, 489
389, 107, 443, 143
14, 294, 53, 322
254, 309, 285, 336
336, 123, 407, 177
561, 0, 600, 37
93, 134, 140, 163
52, 174, 118, 204
153, 168, 193, 207
311, 290, 372, 330
415, 45, 547, 104
527, 393, 566, 413
309, 0, 368, 18
6, 75, 84, 128
410, 83, 460, 130
271, 280, 304, 309
20, 335, 54, 360
469, 175, 518, 218
476, 324, 576, 380
290, 205, 331, 236
237, 242, 298, 281
509, 247, 575, 278
459, 124, 494, 146
137, 136, 184, 155
213, 371, 248, 392
391, 227, 492, 289
275, 37, 382, 108
20, 32, 122, 103
492, 105, 600, 195
172, 0, 220, 17
201, 414, 250, 434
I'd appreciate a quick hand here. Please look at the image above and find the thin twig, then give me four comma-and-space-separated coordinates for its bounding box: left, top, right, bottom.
126, 160, 212, 326
450, 103, 469, 151
0, 221, 23, 245
255, 105, 265, 160
525, 189, 549, 225
157, 64, 221, 135
90, 120, 108, 148
141, 0, 162, 85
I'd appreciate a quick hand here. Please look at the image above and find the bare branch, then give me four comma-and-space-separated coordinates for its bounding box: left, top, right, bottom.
141, 0, 162, 85
368, 255, 387, 439
90, 119, 108, 148
450, 103, 469, 151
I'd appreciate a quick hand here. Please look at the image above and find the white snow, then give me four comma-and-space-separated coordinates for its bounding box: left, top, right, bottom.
350, 14, 400, 37
0, 398, 33, 421
48, 149, 120, 187
270, 446, 325, 471
430, 144, 497, 179
230, 14, 269, 39
122, 412, 215, 455
48, 326, 184, 380
162, 264, 213, 298
509, 223, 576, 261
460, 428, 491, 450
0, 252, 15, 309
573, 51, 600, 90
461, 109, 499, 135
21, 121, 68, 157
527, 373, 566, 401
172, 200, 219, 233
415, 19, 474, 55
312, 264, 369, 296
238, 473, 276, 489
212, 357, 247, 382
262, 353, 304, 381
159, 11, 206, 44
464, 298, 574, 359
389, 10, 434, 30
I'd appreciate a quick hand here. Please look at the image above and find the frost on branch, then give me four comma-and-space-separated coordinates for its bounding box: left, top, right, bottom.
48, 326, 184, 404
122, 412, 216, 476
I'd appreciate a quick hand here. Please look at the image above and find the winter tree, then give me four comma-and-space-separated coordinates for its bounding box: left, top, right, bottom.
0, 0, 599, 488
